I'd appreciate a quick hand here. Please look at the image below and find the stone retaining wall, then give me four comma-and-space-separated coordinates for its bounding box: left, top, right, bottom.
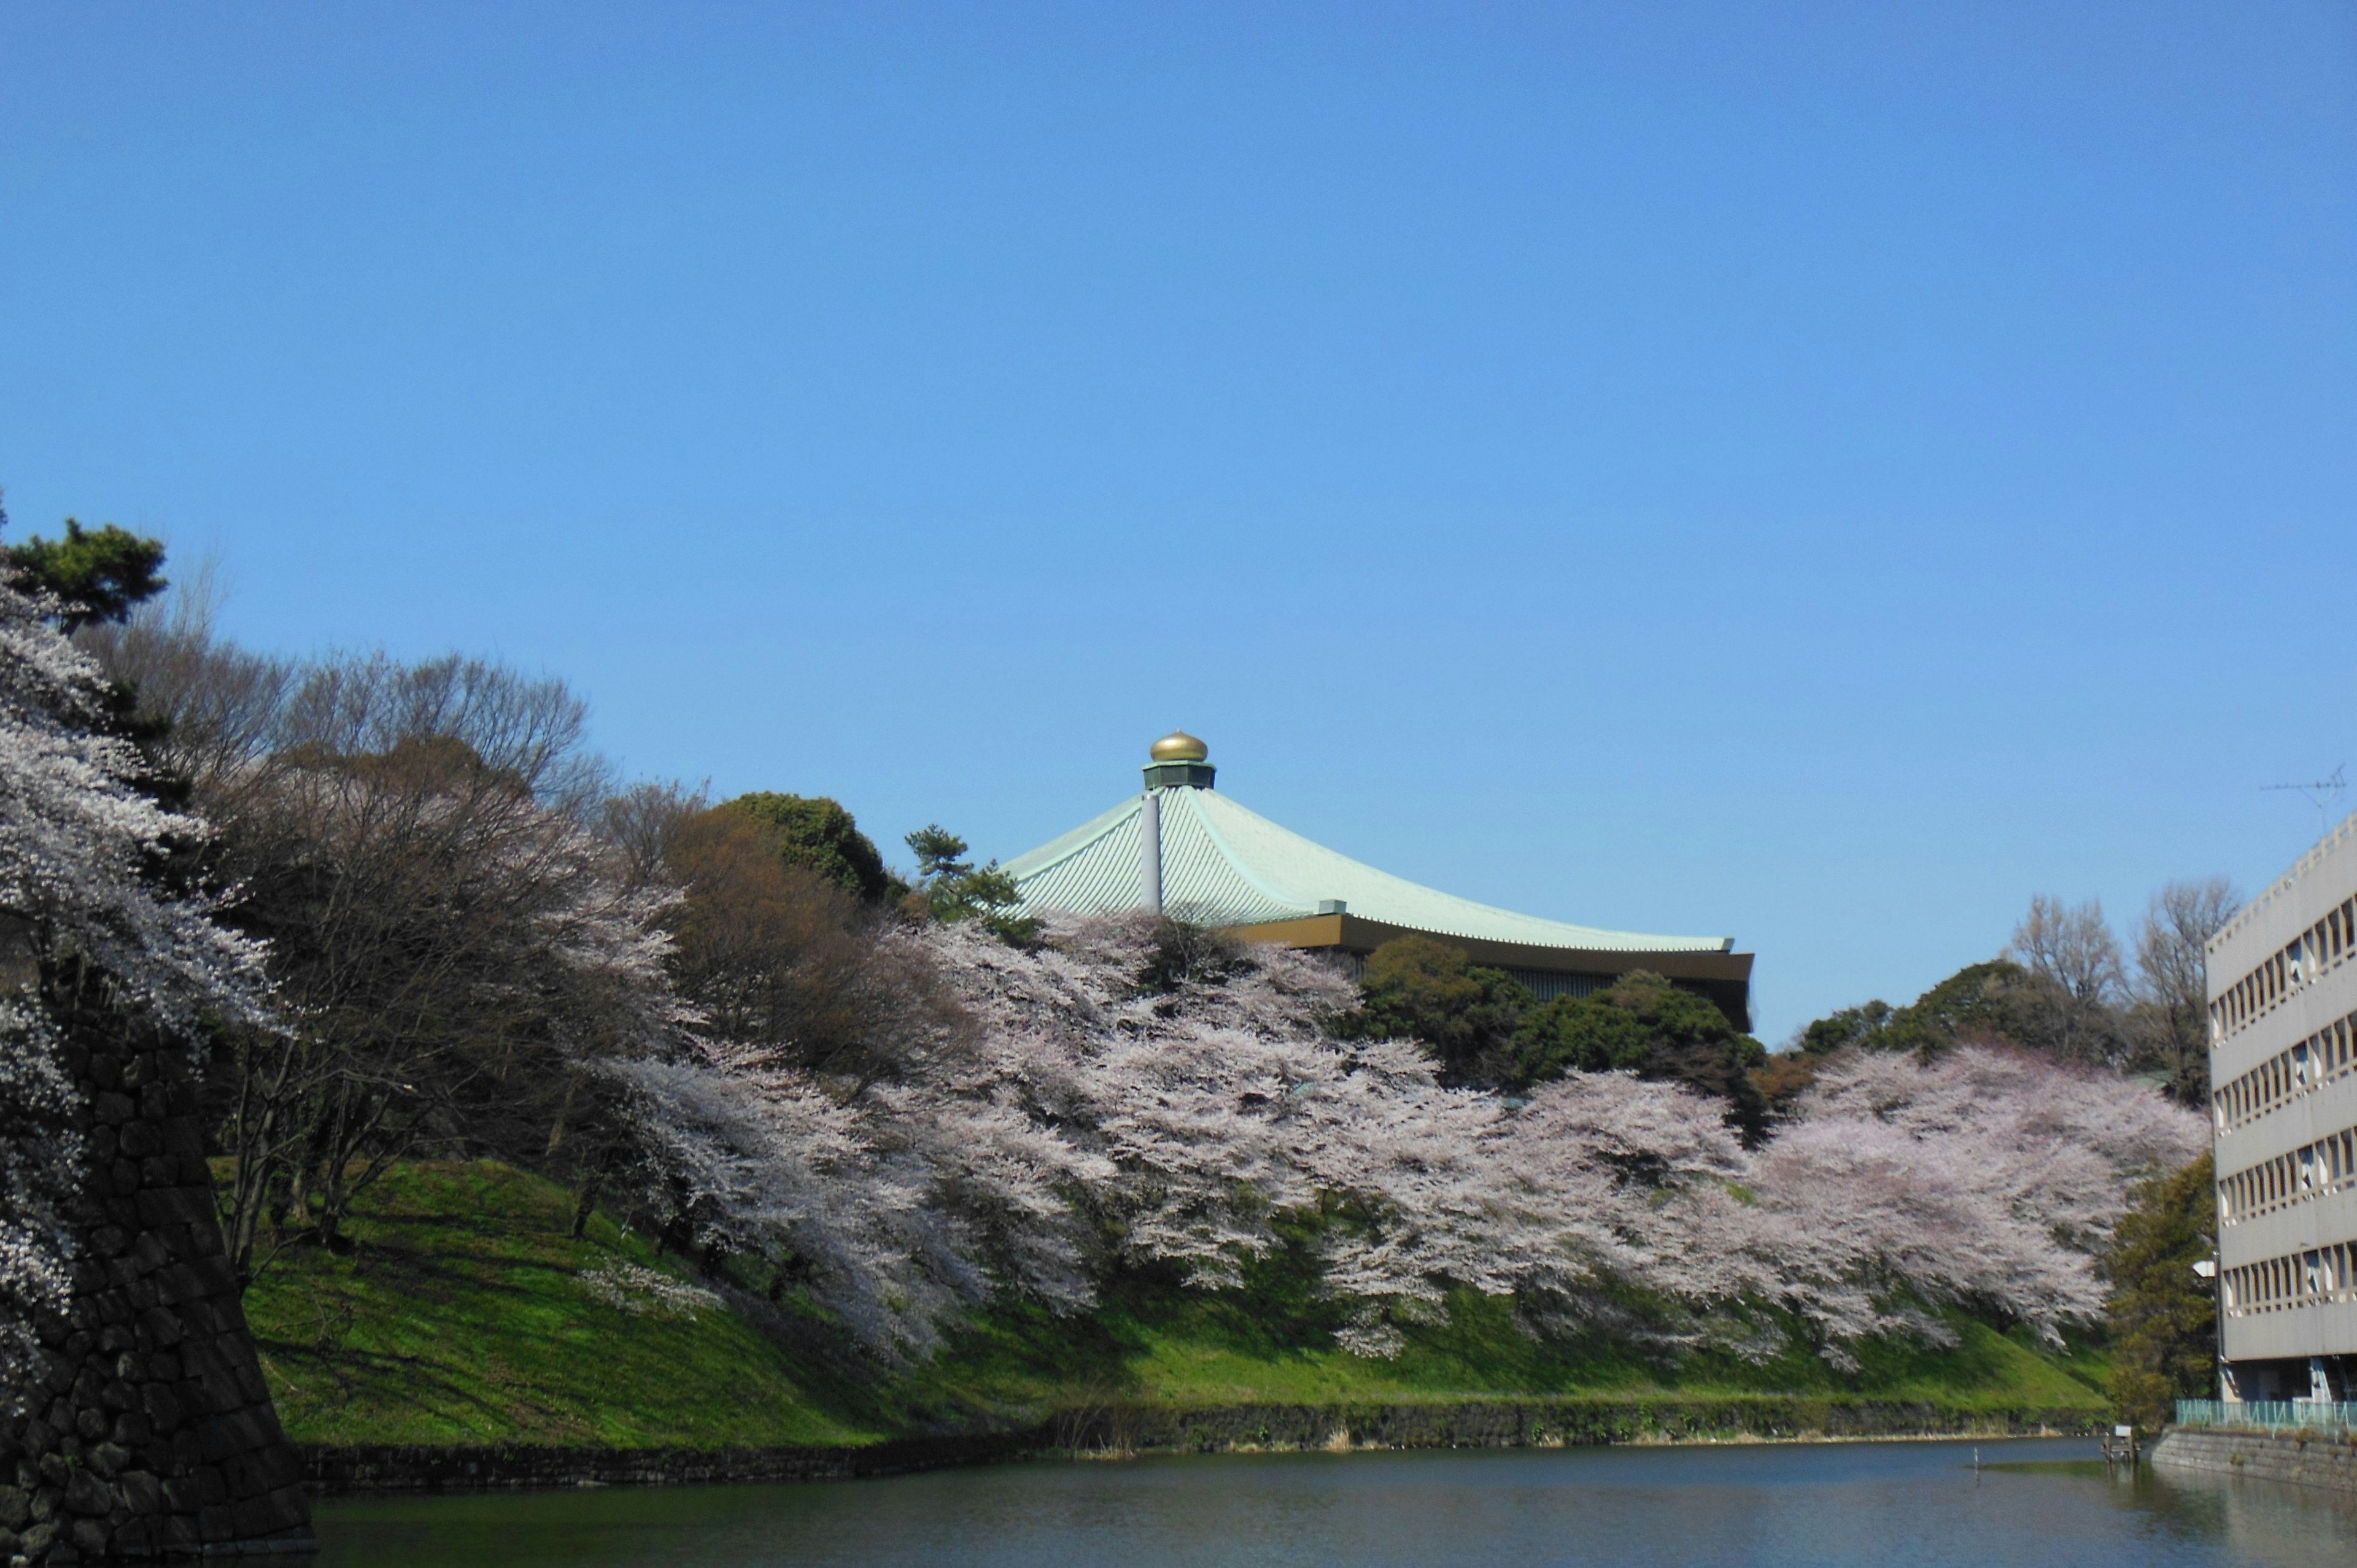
0, 1015, 314, 1563
1045, 1399, 2103, 1454
303, 1432, 1040, 1493
2151, 1426, 2357, 1493
298, 1399, 2105, 1495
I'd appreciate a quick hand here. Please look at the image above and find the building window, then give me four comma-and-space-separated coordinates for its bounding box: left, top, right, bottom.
2216, 1007, 2357, 1133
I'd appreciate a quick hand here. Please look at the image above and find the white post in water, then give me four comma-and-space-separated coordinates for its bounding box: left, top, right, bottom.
1140, 789, 1163, 913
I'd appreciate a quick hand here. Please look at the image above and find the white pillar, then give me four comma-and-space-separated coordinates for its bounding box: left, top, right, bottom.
1140, 789, 1163, 914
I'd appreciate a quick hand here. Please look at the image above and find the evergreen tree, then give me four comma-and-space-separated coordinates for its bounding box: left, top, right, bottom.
905, 824, 1035, 943
2, 516, 168, 631
2102, 1150, 2217, 1428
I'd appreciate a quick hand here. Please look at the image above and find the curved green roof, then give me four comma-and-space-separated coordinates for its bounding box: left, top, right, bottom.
1005, 786, 1732, 956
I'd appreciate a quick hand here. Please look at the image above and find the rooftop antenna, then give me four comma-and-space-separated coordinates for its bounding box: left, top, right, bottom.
2263, 764, 2347, 838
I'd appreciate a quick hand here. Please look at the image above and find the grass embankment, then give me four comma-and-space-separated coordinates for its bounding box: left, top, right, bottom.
918, 1278, 2111, 1421
242, 1162, 885, 1449
244, 1161, 2111, 1452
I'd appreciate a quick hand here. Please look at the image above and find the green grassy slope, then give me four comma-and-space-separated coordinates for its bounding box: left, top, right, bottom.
240, 1162, 885, 1449
241, 1161, 2110, 1451
914, 1262, 2111, 1421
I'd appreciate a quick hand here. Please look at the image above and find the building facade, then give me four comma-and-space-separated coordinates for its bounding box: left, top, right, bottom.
2208, 809, 2357, 1403
1006, 732, 1755, 1029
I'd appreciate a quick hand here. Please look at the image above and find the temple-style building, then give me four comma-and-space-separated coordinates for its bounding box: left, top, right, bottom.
1006, 732, 1754, 1030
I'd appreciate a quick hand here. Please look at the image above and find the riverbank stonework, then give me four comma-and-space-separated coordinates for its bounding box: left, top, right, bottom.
2151, 1427, 2357, 1493
1045, 1399, 2102, 1455
298, 1400, 2105, 1494
0, 1016, 314, 1564
302, 1432, 1041, 1493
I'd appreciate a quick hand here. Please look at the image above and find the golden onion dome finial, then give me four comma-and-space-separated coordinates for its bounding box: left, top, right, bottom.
1149, 730, 1209, 763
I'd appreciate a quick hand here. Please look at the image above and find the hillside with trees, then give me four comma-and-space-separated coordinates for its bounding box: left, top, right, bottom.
1, 512, 2223, 1453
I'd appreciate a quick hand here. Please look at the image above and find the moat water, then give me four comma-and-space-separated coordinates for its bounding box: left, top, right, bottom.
309, 1438, 2357, 1567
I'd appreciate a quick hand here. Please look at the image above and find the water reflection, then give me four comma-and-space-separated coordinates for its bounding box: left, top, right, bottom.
311, 1438, 2357, 1567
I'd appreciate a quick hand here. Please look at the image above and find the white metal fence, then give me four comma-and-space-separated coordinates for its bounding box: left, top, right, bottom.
2176, 1399, 2357, 1435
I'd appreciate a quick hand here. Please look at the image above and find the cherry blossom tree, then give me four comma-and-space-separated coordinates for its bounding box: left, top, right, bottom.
894, 914, 2207, 1364
0, 571, 268, 1402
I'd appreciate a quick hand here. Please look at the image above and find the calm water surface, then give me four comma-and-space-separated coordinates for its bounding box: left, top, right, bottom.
311, 1439, 2357, 1567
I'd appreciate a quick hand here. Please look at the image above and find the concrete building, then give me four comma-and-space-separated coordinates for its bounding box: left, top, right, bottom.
1005, 732, 1754, 1029
2208, 809, 2357, 1404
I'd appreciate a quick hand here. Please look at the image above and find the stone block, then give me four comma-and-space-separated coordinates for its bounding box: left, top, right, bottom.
128, 1232, 169, 1276
139, 1082, 169, 1120
145, 1350, 179, 1382
176, 1297, 219, 1343
140, 1384, 184, 1435
116, 1470, 162, 1515
185, 1254, 236, 1299
255, 1442, 304, 1493
112, 1159, 143, 1194
114, 1352, 145, 1385
20, 1520, 60, 1559
193, 1466, 226, 1507
112, 1511, 157, 1558
92, 1094, 133, 1127
197, 1502, 234, 1542
87, 1126, 117, 1164
137, 1307, 185, 1350
158, 1512, 200, 1554
118, 1121, 161, 1161
125, 1275, 158, 1311
141, 1155, 179, 1189
100, 1380, 138, 1413
0, 1484, 27, 1529
222, 1450, 267, 1500
39, 1454, 71, 1488
88, 1442, 130, 1478
110, 1412, 154, 1450
231, 1483, 309, 1539
0, 1525, 17, 1559
62, 1466, 112, 1515
133, 1188, 211, 1230
71, 1515, 111, 1556
90, 1226, 130, 1259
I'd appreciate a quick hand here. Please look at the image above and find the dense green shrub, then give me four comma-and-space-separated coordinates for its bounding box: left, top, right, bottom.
1346, 935, 1531, 1084
723, 791, 894, 901
1508, 972, 1770, 1143
1794, 959, 2035, 1059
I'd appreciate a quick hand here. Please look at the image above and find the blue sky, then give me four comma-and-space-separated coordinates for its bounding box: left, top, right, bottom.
4, 2, 2353, 1040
